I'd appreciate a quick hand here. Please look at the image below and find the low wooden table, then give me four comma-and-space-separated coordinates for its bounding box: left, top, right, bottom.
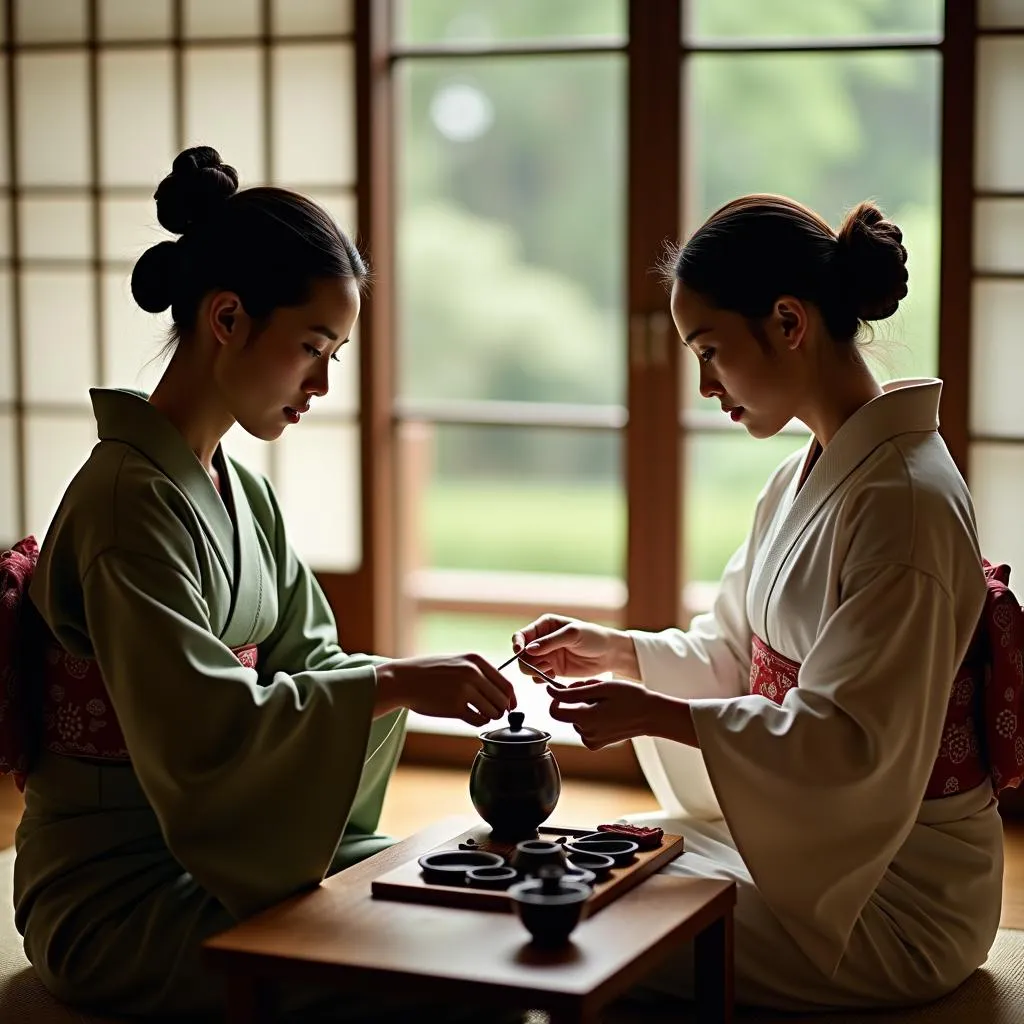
204, 816, 736, 1024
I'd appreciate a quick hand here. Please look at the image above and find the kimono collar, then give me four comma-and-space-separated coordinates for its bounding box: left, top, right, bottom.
90, 387, 236, 582
750, 378, 943, 641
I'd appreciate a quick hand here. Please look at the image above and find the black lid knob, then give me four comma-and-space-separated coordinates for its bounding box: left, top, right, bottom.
508, 711, 525, 732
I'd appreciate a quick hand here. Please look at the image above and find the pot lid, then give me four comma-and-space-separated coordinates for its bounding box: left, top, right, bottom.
482, 711, 549, 743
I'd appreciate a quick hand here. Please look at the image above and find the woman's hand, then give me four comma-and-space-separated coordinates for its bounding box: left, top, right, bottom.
546, 679, 687, 750
511, 615, 640, 681
375, 654, 516, 727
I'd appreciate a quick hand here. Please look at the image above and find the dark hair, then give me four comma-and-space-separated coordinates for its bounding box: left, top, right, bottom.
668, 194, 909, 343
131, 146, 367, 339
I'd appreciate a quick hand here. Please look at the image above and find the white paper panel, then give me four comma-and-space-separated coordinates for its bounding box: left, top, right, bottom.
184, 47, 265, 184
0, 199, 9, 259
271, 0, 353, 36
101, 270, 170, 393
221, 422, 272, 478
979, 0, 1024, 27
19, 198, 91, 260
975, 199, 1024, 274
0, 54, 8, 186
15, 0, 85, 42
0, 271, 15, 401
99, 50, 175, 187
22, 271, 96, 401
25, 414, 97, 540
272, 44, 355, 186
99, 0, 172, 39
970, 281, 1024, 436
101, 197, 169, 262
976, 39, 1024, 191
16, 54, 89, 186
183, 0, 260, 37
970, 444, 1024, 578
275, 421, 360, 570
0, 414, 19, 544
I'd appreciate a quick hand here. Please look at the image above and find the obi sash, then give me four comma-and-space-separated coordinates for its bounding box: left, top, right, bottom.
40, 642, 259, 765
749, 560, 1024, 799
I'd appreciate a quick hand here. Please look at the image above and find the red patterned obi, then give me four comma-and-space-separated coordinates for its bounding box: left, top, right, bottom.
40, 642, 259, 764
749, 560, 1024, 800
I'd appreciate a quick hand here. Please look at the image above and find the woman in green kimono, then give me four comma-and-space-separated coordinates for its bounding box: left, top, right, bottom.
14, 147, 516, 1019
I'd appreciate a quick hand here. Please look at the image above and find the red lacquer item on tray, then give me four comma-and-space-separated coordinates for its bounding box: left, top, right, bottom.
596, 823, 665, 850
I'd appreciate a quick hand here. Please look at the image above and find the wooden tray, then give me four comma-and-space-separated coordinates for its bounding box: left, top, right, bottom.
371, 824, 684, 917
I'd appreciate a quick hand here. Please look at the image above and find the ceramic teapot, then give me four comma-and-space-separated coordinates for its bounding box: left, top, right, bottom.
469, 711, 561, 839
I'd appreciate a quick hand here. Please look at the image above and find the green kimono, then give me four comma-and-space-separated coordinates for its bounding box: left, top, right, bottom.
14, 388, 406, 1016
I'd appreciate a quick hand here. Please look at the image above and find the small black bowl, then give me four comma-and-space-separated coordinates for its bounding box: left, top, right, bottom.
418, 850, 505, 885
464, 865, 519, 890
509, 870, 592, 948
511, 839, 567, 876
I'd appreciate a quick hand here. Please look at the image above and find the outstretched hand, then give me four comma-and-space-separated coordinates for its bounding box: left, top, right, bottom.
546, 678, 657, 750
511, 614, 629, 681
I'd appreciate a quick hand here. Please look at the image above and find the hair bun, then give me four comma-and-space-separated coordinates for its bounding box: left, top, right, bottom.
153, 146, 239, 235
835, 201, 908, 322
130, 240, 180, 313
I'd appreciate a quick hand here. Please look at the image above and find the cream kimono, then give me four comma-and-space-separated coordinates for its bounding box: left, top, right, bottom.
629, 379, 1005, 1011
14, 388, 407, 1016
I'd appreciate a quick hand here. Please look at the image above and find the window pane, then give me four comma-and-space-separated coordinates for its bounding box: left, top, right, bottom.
0, 270, 14, 401
16, 54, 90, 186
19, 197, 91, 260
22, 270, 95, 403
406, 611, 580, 744
274, 421, 360, 571
183, 0, 260, 38
26, 413, 97, 540
684, 51, 941, 408
0, 413, 18, 543
970, 281, 1024, 438
979, 0, 1024, 28
271, 44, 355, 186
0, 198, 10, 259
271, 0, 353, 36
399, 423, 624, 579
683, 431, 807, 587
101, 269, 169, 394
0, 52, 8, 186
99, 50, 174, 187
970, 443, 1024, 578
975, 199, 1024, 274
976, 39, 1024, 192
397, 56, 625, 405
685, 0, 941, 40
395, 0, 625, 44
101, 196, 169, 263
184, 47, 265, 184
99, 0, 172, 39
15, 0, 86, 42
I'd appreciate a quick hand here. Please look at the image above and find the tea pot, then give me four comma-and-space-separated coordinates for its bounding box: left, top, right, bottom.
469, 711, 561, 839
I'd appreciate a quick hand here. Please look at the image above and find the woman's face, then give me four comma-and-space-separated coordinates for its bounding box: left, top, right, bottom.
670, 280, 807, 439
211, 275, 361, 441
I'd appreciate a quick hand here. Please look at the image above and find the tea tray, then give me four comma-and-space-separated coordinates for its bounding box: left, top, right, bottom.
370, 823, 684, 916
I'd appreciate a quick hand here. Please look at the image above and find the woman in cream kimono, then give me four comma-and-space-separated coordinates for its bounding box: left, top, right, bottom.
15, 147, 516, 1018
513, 196, 1004, 1011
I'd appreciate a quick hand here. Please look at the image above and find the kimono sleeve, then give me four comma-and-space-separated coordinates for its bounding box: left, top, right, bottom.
688, 561, 960, 975
81, 547, 378, 920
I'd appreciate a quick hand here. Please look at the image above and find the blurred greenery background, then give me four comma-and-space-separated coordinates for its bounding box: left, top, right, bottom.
392, 0, 942, 656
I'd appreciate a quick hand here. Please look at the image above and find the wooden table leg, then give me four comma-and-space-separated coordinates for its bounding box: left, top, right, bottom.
694, 910, 735, 1023
223, 973, 276, 1024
